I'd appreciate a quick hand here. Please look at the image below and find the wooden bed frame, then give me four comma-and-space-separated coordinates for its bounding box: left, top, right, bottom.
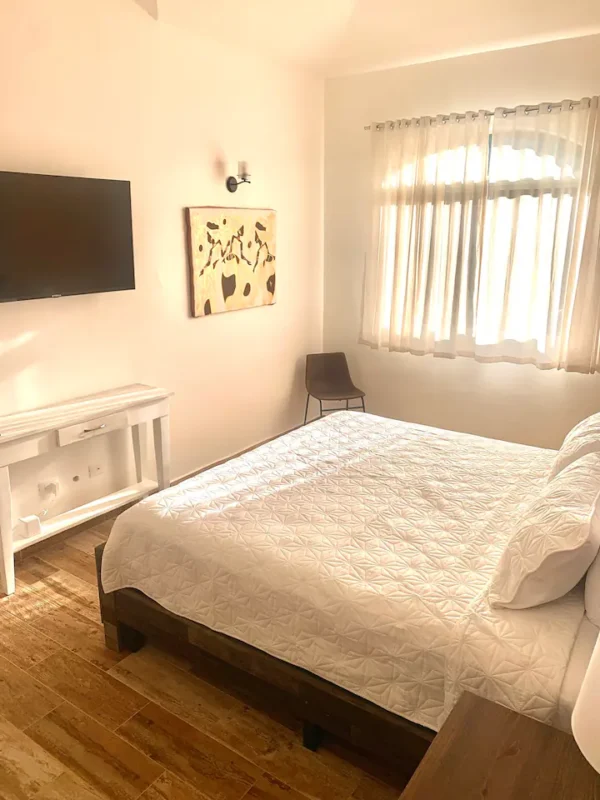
95, 543, 434, 772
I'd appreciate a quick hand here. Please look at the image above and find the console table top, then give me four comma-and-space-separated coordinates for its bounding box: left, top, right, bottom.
0, 384, 171, 444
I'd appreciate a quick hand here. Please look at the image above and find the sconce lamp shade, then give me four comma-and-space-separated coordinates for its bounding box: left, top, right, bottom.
226, 160, 251, 193
573, 635, 600, 773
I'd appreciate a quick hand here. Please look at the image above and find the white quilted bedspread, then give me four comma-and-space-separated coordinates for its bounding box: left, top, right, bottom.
102, 412, 585, 731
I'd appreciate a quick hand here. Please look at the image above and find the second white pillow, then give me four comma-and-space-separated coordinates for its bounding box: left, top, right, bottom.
490, 452, 600, 609
550, 411, 600, 480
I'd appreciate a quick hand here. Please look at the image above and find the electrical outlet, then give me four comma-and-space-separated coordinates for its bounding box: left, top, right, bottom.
37, 480, 59, 513
38, 480, 59, 498
88, 464, 104, 478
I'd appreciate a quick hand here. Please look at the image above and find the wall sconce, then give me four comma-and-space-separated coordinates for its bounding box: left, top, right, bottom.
226, 161, 251, 193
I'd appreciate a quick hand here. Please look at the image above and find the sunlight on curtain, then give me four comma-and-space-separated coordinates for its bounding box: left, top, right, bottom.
361, 98, 600, 372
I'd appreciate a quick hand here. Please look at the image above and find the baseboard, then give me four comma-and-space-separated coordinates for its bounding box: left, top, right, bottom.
171, 419, 307, 487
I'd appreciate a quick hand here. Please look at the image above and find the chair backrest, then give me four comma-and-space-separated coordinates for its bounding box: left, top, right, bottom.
305, 352, 352, 392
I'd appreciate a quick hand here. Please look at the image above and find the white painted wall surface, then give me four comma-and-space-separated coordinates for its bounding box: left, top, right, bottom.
325, 35, 600, 449
0, 0, 323, 526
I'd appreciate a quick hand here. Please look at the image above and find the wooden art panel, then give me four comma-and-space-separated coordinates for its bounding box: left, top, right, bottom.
187, 207, 276, 317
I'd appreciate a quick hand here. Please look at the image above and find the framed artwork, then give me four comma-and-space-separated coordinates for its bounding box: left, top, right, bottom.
186, 207, 276, 317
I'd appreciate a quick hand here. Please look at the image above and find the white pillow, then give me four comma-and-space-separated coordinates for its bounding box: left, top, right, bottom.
585, 552, 600, 627
490, 452, 600, 609
550, 412, 600, 480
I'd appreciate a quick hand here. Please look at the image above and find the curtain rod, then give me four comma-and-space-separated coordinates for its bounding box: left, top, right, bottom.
364, 100, 582, 130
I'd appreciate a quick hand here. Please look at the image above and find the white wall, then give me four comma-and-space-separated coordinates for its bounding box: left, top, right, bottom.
325, 34, 600, 449
0, 0, 323, 527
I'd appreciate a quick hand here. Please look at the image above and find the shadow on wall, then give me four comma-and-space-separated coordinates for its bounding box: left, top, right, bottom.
133, 0, 159, 20
0, 329, 135, 533
0, 331, 41, 415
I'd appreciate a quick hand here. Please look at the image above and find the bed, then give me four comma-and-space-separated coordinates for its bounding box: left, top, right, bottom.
98, 411, 598, 759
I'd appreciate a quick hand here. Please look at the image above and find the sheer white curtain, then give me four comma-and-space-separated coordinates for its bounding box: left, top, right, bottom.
361, 98, 600, 372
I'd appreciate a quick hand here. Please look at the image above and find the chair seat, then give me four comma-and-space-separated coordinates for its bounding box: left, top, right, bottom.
309, 387, 365, 401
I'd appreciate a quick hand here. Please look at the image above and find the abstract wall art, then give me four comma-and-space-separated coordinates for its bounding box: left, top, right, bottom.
186, 207, 276, 317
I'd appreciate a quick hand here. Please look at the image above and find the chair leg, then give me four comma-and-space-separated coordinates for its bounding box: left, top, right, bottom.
361, 397, 366, 412
304, 393, 310, 425
346, 399, 349, 410
319, 400, 323, 419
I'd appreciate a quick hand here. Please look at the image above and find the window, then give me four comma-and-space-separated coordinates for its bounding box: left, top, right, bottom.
361, 98, 600, 373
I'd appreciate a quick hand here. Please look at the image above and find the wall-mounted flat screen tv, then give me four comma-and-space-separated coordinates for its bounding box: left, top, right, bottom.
0, 171, 135, 302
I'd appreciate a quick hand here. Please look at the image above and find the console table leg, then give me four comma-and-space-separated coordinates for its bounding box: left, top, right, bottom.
132, 424, 144, 483
0, 466, 15, 596
153, 415, 171, 491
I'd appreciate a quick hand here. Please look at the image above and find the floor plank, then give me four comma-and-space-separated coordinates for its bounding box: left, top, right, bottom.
350, 774, 402, 800
118, 701, 262, 800
65, 528, 110, 555
114, 642, 193, 673
109, 647, 240, 736
245, 772, 309, 800
0, 655, 62, 731
0, 579, 66, 623
26, 702, 163, 800
35, 543, 97, 585
0, 608, 60, 671
210, 701, 299, 765
28, 605, 126, 670
141, 771, 211, 799
15, 556, 59, 586
327, 739, 408, 797
257, 734, 362, 800
91, 520, 114, 537
32, 569, 102, 623
36, 770, 106, 799
4, 568, 101, 625
0, 715, 65, 800
29, 650, 148, 730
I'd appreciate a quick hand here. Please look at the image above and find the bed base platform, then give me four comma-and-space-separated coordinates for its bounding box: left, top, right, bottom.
95, 543, 434, 772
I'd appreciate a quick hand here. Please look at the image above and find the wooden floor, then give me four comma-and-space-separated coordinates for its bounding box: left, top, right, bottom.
0, 521, 408, 800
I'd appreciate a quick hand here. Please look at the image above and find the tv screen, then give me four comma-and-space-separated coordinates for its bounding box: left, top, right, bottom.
0, 171, 135, 302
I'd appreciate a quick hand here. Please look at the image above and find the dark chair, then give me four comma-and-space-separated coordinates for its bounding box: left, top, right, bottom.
304, 352, 366, 424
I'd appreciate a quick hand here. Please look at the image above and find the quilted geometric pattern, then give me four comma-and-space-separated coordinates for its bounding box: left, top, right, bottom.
550, 411, 600, 480
490, 453, 600, 609
102, 412, 584, 731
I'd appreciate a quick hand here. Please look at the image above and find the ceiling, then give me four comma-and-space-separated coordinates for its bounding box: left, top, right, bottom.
151, 0, 600, 76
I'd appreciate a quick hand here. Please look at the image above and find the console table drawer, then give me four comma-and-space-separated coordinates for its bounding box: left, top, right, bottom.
0, 383, 172, 597
57, 411, 129, 446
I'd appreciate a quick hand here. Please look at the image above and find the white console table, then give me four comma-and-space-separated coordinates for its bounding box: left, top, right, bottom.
0, 384, 172, 596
